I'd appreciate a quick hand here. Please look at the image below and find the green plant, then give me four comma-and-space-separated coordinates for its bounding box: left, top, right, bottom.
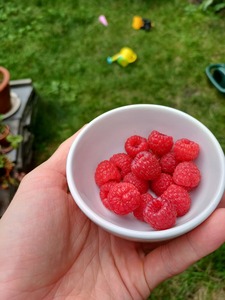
6, 134, 23, 149
185, 0, 225, 13
0, 115, 6, 134
0, 151, 16, 189
200, 0, 225, 12
0, 115, 23, 189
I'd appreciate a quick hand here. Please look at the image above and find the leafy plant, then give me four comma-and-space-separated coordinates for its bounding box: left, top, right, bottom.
0, 154, 6, 168
0, 151, 16, 189
185, 0, 225, 13
0, 115, 6, 134
200, 0, 225, 12
0, 115, 23, 189
6, 134, 23, 149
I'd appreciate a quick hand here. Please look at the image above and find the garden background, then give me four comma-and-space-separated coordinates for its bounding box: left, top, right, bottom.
1, 0, 225, 299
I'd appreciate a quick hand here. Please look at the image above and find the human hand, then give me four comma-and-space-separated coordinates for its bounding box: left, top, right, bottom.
0, 129, 225, 300
217, 190, 225, 208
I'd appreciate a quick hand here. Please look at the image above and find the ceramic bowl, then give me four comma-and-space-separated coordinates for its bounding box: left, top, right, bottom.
66, 104, 225, 242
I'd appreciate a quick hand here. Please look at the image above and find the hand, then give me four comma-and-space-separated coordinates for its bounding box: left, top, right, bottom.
0, 129, 225, 300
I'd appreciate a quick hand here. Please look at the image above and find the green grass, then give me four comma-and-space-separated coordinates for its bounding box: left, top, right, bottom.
151, 244, 225, 300
1, 0, 225, 298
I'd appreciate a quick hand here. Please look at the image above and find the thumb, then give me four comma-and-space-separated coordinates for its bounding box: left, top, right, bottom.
144, 208, 225, 290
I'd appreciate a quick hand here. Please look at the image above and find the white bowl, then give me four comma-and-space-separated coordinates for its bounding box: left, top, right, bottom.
66, 104, 225, 242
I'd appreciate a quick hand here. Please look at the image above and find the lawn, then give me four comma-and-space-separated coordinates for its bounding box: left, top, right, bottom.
1, 0, 225, 298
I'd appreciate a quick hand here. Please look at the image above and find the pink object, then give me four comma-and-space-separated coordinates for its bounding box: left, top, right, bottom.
98, 15, 108, 26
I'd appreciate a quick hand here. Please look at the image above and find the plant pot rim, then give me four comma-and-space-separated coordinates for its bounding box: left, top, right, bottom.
0, 124, 10, 140
0, 67, 10, 92
1, 144, 13, 154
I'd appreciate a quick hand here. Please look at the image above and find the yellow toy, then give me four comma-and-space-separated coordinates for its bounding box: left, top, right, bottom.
132, 16, 144, 30
107, 47, 137, 67
132, 16, 153, 31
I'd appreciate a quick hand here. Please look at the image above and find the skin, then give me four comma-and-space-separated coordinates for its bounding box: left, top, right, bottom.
0, 130, 225, 300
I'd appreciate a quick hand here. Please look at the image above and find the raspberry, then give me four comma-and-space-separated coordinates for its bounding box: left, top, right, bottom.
173, 161, 201, 189
94, 129, 202, 231
95, 160, 121, 187
150, 173, 173, 196
160, 151, 178, 174
162, 184, 191, 217
125, 135, 149, 158
108, 182, 141, 215
110, 153, 132, 178
148, 130, 173, 156
99, 181, 117, 210
133, 193, 154, 221
131, 151, 161, 181
143, 197, 177, 230
123, 172, 149, 194
173, 138, 200, 162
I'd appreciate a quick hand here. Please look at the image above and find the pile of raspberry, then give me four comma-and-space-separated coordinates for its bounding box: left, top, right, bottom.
94, 130, 201, 230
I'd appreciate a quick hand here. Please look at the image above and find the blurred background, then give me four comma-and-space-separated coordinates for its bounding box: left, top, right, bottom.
1, 0, 225, 298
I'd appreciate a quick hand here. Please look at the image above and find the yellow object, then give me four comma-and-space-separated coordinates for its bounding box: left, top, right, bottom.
118, 47, 137, 67
107, 47, 137, 67
132, 16, 144, 30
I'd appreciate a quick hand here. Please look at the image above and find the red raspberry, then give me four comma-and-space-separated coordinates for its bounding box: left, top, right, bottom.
161, 184, 191, 217
123, 172, 149, 194
131, 151, 161, 181
95, 160, 121, 187
110, 153, 132, 178
173, 161, 201, 189
174, 138, 200, 161
125, 135, 149, 158
133, 193, 153, 222
148, 130, 173, 156
99, 181, 117, 210
143, 197, 177, 230
108, 182, 141, 215
150, 173, 173, 196
160, 151, 178, 174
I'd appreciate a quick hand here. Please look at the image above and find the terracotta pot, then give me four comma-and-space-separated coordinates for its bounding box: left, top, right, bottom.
0, 67, 11, 114
0, 124, 11, 151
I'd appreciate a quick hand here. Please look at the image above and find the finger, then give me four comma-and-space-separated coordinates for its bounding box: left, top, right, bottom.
144, 208, 225, 291
217, 191, 225, 208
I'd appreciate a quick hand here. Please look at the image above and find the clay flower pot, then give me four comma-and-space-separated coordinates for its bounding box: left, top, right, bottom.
0, 124, 11, 152
0, 67, 11, 114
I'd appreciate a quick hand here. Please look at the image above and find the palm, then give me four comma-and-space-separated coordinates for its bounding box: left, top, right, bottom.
0, 162, 151, 299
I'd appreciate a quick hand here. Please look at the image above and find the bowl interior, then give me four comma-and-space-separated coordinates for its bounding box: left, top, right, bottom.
67, 105, 225, 241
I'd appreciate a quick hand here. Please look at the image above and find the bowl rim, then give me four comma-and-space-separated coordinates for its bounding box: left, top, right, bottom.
66, 104, 225, 241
